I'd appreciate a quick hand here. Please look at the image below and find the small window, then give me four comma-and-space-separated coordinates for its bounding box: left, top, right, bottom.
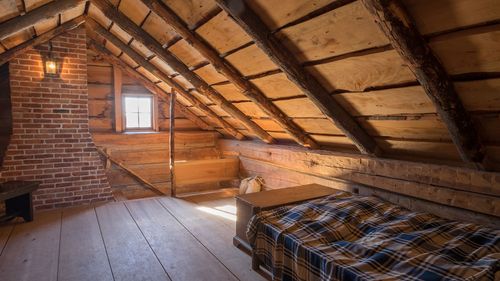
124, 95, 153, 130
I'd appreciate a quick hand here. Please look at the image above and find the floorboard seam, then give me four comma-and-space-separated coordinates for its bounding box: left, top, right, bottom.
156, 198, 242, 281
0, 225, 15, 257
123, 201, 174, 281
56, 211, 63, 281
94, 205, 117, 281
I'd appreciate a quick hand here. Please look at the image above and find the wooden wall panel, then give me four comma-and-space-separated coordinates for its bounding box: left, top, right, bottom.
247, 0, 334, 31
250, 73, 303, 99
168, 39, 207, 67
276, 1, 389, 62
196, 11, 251, 54
307, 50, 415, 92
404, 0, 500, 35
225, 44, 278, 76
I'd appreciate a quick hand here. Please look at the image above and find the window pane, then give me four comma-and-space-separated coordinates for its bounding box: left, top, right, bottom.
137, 97, 151, 113
125, 97, 139, 113
126, 113, 139, 128
139, 112, 152, 128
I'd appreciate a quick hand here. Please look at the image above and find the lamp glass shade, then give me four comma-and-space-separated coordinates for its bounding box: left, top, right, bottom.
45, 60, 57, 75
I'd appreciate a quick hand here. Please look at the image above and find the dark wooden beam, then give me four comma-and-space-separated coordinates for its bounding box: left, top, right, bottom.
215, 0, 379, 155
0, 0, 85, 40
361, 0, 486, 167
90, 0, 274, 143
169, 89, 176, 197
0, 15, 85, 65
86, 20, 244, 139
87, 39, 215, 132
140, 0, 318, 149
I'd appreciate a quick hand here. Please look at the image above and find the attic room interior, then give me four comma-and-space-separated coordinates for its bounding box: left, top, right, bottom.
0, 0, 499, 280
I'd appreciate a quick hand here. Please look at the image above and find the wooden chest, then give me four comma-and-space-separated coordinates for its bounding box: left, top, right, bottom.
233, 184, 340, 252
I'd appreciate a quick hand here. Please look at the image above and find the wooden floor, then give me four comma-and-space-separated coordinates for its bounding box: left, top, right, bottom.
0, 191, 265, 281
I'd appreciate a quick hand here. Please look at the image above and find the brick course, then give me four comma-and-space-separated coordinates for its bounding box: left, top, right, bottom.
0, 27, 113, 210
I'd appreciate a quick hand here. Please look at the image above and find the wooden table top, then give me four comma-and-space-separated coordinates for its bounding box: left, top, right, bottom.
0, 181, 40, 200
236, 184, 341, 209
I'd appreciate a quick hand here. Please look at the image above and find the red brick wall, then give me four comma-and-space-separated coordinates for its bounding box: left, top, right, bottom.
0, 26, 113, 210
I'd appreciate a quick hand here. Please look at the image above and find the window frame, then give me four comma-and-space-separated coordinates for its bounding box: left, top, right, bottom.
122, 92, 157, 132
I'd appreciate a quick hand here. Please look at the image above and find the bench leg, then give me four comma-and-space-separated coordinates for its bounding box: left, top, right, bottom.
5, 192, 33, 222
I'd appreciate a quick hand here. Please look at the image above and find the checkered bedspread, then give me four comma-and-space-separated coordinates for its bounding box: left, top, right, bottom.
247, 192, 500, 281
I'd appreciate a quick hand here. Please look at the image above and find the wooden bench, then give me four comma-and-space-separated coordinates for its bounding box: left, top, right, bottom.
0, 181, 40, 222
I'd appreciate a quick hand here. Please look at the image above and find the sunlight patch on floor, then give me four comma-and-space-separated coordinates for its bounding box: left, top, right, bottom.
196, 206, 237, 221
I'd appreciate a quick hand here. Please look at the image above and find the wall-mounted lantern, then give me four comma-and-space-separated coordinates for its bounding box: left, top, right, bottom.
43, 41, 60, 77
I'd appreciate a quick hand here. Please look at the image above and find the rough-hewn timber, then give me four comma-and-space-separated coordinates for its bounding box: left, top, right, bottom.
215, 0, 379, 155
90, 0, 274, 144
361, 0, 486, 168
86, 19, 244, 139
140, 0, 318, 149
0, 0, 85, 40
0, 16, 86, 65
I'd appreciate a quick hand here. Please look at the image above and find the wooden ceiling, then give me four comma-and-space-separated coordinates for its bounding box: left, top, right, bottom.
1, 0, 500, 170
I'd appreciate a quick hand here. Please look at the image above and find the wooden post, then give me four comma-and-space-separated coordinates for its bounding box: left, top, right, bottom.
169, 90, 176, 197
113, 66, 123, 132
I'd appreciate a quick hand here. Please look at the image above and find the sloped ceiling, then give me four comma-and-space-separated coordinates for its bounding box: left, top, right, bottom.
1, 0, 500, 170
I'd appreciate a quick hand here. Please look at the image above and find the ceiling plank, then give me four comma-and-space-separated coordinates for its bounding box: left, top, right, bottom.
140, 0, 318, 149
361, 0, 486, 168
87, 38, 214, 132
0, 0, 86, 41
215, 0, 379, 155
90, 0, 274, 143
86, 18, 245, 140
0, 15, 85, 65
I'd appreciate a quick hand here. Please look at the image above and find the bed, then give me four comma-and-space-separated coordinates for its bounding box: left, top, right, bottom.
247, 192, 500, 281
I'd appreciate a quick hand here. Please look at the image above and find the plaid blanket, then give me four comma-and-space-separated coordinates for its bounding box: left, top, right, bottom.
247, 192, 500, 281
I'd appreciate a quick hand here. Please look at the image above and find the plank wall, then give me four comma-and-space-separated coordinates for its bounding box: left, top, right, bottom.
219, 139, 500, 228
87, 48, 201, 132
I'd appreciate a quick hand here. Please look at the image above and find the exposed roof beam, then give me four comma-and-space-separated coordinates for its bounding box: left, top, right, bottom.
0, 15, 85, 65
361, 0, 486, 168
0, 0, 86, 40
215, 0, 379, 155
87, 39, 214, 132
90, 0, 274, 143
140, 0, 318, 149
86, 18, 245, 139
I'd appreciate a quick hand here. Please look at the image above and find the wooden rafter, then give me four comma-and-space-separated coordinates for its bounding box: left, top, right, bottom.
361, 0, 486, 168
0, 0, 85, 40
86, 20, 245, 139
0, 15, 85, 65
90, 0, 274, 144
215, 0, 379, 155
140, 0, 319, 149
87, 39, 214, 132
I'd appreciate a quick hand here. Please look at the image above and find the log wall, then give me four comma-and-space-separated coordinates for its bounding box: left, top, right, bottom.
219, 139, 500, 227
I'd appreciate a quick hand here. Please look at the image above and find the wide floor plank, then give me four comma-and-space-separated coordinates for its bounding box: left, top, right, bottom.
158, 197, 265, 281
126, 199, 237, 281
0, 210, 61, 281
58, 206, 114, 281
95, 202, 171, 281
